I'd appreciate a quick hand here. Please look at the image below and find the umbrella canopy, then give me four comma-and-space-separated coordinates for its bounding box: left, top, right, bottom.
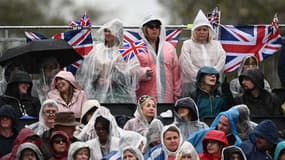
0, 39, 83, 73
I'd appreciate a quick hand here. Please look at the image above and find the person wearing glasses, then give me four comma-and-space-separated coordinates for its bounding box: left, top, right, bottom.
27, 99, 59, 136
136, 15, 181, 103
49, 131, 70, 160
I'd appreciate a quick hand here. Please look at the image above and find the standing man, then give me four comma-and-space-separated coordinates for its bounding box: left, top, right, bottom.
136, 15, 181, 103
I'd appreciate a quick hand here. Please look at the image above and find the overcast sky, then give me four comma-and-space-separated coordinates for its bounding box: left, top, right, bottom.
74, 0, 169, 25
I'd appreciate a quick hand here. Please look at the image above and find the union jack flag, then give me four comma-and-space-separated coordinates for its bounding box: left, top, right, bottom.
208, 7, 220, 28
119, 36, 147, 62
219, 15, 282, 72
69, 12, 91, 27
25, 31, 47, 42
123, 29, 182, 48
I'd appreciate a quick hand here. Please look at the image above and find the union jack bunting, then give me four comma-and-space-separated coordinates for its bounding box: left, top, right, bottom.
119, 36, 147, 62
219, 15, 282, 72
69, 12, 91, 27
25, 31, 47, 43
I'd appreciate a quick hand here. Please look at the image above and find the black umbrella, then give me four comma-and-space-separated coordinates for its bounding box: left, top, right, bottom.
0, 39, 83, 73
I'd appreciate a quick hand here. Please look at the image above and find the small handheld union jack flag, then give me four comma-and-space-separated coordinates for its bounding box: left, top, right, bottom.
208, 7, 220, 28
119, 36, 148, 63
70, 12, 91, 27
271, 13, 279, 34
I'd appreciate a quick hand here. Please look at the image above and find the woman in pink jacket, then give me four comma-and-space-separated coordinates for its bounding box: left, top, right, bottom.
48, 71, 87, 118
137, 15, 181, 103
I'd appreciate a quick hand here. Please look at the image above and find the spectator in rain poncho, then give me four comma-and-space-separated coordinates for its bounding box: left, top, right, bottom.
240, 120, 282, 160
32, 57, 60, 104
0, 70, 41, 118
188, 108, 241, 153
0, 62, 25, 96
15, 142, 43, 160
144, 124, 192, 160
86, 116, 120, 160
274, 141, 285, 160
230, 55, 271, 98
124, 95, 163, 136
27, 99, 59, 136
136, 15, 181, 103
179, 9, 226, 97
230, 104, 257, 141
122, 147, 144, 160
173, 97, 208, 141
49, 131, 70, 160
73, 99, 101, 139
67, 141, 95, 160
176, 141, 200, 160
77, 105, 121, 141
221, 146, 246, 160
102, 130, 146, 160
48, 71, 87, 118
143, 119, 164, 153
76, 18, 140, 103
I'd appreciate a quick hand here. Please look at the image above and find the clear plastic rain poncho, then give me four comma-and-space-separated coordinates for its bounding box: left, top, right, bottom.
76, 19, 140, 103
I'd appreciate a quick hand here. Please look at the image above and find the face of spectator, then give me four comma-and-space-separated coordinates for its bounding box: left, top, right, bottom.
141, 99, 156, 120
205, 140, 222, 155
104, 29, 116, 46
241, 77, 255, 91
201, 74, 217, 87
217, 115, 230, 134
55, 77, 71, 93
177, 107, 191, 120
52, 136, 68, 153
230, 153, 242, 160
163, 130, 180, 152
0, 116, 12, 129
144, 22, 161, 41
95, 122, 109, 143
242, 58, 257, 72
255, 135, 273, 151
43, 63, 60, 79
123, 150, 137, 160
21, 149, 37, 160
74, 147, 90, 160
194, 25, 209, 43
279, 152, 285, 160
18, 82, 30, 95
181, 154, 192, 160
42, 105, 58, 127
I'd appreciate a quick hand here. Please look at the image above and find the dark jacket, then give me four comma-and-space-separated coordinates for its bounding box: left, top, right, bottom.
189, 66, 233, 119
0, 71, 41, 118
0, 105, 18, 158
236, 69, 282, 117
240, 120, 282, 160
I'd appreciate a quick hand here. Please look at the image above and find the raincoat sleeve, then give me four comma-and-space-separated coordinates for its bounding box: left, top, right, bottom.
171, 46, 182, 101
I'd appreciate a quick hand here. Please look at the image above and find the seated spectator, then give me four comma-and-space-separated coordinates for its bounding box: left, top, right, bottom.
27, 99, 59, 136
122, 147, 144, 160
0, 105, 18, 158
235, 68, 282, 116
124, 95, 163, 136
144, 124, 192, 160
221, 145, 246, 160
86, 116, 119, 159
230, 55, 271, 98
49, 131, 70, 160
176, 141, 199, 160
144, 119, 164, 153
188, 66, 233, 119
0, 70, 41, 118
188, 108, 241, 153
68, 141, 94, 160
199, 130, 228, 160
230, 104, 257, 141
274, 141, 285, 160
173, 97, 208, 140
15, 142, 43, 160
48, 71, 87, 118
1, 128, 41, 160
41, 112, 79, 159
240, 120, 282, 160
